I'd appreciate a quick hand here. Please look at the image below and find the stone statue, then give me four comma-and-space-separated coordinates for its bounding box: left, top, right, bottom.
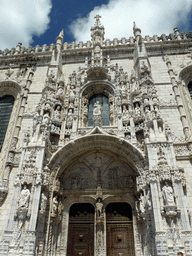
93, 101, 102, 117
145, 106, 151, 120
18, 185, 30, 208
122, 105, 129, 119
135, 103, 141, 116
54, 106, 61, 120
93, 101, 102, 126
146, 189, 152, 209
42, 112, 50, 125
96, 198, 103, 218
40, 192, 47, 212
56, 86, 64, 100
33, 112, 40, 130
58, 201, 63, 215
52, 196, 58, 214
66, 109, 73, 129
162, 182, 175, 206
139, 194, 145, 214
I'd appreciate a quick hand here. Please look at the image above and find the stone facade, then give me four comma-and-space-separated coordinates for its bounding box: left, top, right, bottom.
0, 16, 192, 255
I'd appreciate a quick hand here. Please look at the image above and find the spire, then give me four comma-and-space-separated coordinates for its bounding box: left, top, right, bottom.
90, 15, 105, 46
56, 29, 64, 46
58, 29, 64, 39
56, 29, 64, 53
133, 22, 142, 44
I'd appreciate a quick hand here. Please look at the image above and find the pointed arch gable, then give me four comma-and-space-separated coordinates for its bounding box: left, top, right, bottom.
48, 134, 146, 181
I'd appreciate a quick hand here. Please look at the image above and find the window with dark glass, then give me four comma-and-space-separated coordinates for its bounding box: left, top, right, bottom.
88, 93, 110, 126
0, 95, 15, 151
188, 81, 192, 99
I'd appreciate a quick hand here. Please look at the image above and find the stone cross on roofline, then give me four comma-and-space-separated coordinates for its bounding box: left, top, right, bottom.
94, 15, 102, 27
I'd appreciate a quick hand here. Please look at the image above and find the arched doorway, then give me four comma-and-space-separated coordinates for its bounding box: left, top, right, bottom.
67, 203, 95, 256
106, 203, 135, 256
47, 135, 145, 255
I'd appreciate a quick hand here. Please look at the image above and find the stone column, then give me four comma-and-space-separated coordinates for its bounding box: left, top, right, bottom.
95, 209, 106, 256
58, 209, 69, 256
166, 57, 190, 139
150, 180, 163, 231
174, 181, 190, 230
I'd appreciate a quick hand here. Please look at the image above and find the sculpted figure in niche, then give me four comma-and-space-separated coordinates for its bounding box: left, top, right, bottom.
42, 112, 50, 125
96, 197, 103, 218
70, 86, 76, 101
40, 192, 47, 212
56, 85, 64, 100
93, 101, 102, 117
18, 185, 30, 208
58, 201, 63, 215
33, 111, 40, 130
52, 196, 58, 214
122, 105, 129, 119
146, 189, 152, 209
54, 106, 61, 120
135, 103, 141, 116
66, 109, 73, 129
121, 84, 127, 95
162, 182, 175, 206
145, 106, 151, 120
139, 194, 145, 214
68, 109, 73, 121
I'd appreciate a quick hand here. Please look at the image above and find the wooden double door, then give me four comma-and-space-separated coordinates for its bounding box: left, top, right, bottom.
67, 203, 135, 256
106, 203, 135, 256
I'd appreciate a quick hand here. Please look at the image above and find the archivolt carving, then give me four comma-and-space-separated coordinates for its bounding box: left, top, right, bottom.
80, 80, 115, 98
48, 134, 145, 180
179, 64, 192, 85
0, 80, 22, 98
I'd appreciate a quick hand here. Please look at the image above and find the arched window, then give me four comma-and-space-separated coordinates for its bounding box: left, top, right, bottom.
0, 95, 15, 151
88, 93, 110, 126
188, 81, 192, 99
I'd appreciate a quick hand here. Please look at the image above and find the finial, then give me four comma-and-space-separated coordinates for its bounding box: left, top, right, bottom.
58, 29, 64, 38
133, 22, 137, 30
133, 22, 141, 36
133, 22, 142, 44
94, 15, 102, 26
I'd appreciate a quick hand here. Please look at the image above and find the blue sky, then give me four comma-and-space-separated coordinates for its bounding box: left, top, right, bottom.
1, 0, 192, 51
31, 0, 109, 47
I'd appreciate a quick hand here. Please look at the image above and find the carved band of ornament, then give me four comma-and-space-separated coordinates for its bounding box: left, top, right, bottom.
180, 230, 192, 236
174, 144, 191, 156
146, 143, 171, 149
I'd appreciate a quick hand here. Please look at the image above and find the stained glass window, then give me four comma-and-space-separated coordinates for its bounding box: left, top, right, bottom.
88, 93, 110, 126
0, 95, 15, 151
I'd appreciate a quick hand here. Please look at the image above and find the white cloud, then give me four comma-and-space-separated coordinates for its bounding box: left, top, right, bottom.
0, 0, 52, 50
70, 0, 192, 43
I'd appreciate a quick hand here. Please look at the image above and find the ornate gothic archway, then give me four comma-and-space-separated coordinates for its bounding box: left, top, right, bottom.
43, 134, 145, 255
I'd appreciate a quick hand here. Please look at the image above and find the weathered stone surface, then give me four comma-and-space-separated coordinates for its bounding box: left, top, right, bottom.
0, 17, 192, 255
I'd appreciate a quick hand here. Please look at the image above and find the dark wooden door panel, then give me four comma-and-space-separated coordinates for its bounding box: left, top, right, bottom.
107, 223, 135, 256
106, 203, 135, 256
67, 204, 94, 256
67, 224, 94, 256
